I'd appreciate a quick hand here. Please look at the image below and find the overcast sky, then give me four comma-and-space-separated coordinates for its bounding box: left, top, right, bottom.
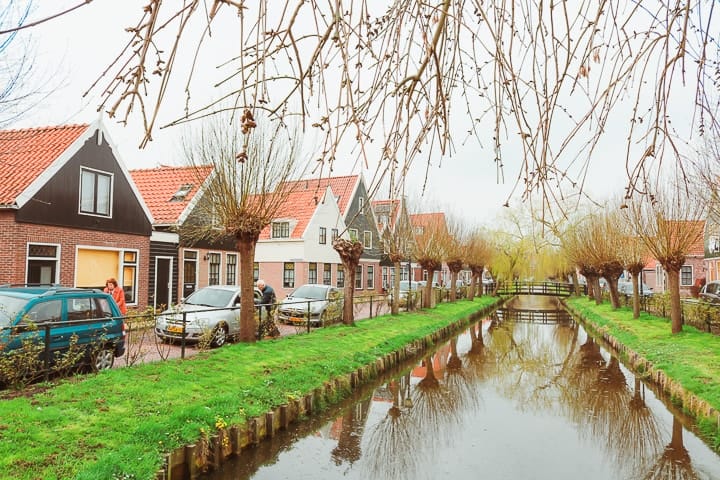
7, 1, 701, 228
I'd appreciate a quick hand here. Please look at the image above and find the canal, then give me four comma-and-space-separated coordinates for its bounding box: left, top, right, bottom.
203, 296, 720, 479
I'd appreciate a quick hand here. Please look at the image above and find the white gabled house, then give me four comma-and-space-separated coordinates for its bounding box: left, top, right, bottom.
255, 185, 348, 298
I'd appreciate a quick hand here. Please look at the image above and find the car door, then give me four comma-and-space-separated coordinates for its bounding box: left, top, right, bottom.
11, 299, 64, 356
227, 291, 242, 336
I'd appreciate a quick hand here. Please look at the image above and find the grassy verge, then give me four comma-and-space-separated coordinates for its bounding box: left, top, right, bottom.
0, 297, 498, 480
566, 296, 720, 449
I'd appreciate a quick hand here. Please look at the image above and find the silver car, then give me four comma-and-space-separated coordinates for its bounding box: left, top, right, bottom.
155, 285, 261, 347
277, 284, 342, 326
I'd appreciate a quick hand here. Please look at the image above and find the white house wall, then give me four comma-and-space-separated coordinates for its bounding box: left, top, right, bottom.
255, 239, 305, 262
302, 194, 346, 263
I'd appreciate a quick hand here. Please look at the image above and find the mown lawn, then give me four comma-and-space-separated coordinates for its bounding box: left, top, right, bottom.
0, 297, 497, 480
566, 296, 720, 449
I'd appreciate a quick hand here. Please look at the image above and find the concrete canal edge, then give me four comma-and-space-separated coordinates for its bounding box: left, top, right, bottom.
564, 301, 720, 440
155, 300, 503, 480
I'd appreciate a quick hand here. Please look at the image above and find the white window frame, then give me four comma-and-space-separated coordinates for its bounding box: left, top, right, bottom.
79, 167, 113, 218
272, 221, 290, 238
207, 251, 222, 286
226, 253, 238, 285
363, 230, 372, 249
680, 265, 693, 287
26, 242, 61, 285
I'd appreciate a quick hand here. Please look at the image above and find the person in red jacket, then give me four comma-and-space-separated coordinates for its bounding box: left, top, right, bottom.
104, 277, 127, 315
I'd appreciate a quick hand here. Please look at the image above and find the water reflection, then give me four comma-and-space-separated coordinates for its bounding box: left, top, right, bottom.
205, 298, 720, 480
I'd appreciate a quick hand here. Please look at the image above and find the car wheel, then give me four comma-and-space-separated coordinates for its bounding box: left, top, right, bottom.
211, 323, 229, 348
93, 348, 115, 371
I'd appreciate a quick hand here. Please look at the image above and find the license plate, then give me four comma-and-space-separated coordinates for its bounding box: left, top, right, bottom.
168, 325, 184, 333
289, 317, 303, 324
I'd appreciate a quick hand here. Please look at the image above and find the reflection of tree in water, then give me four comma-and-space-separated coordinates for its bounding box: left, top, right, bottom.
615, 377, 663, 473
443, 336, 482, 413
330, 397, 372, 467
363, 373, 420, 480
641, 417, 701, 480
563, 334, 665, 476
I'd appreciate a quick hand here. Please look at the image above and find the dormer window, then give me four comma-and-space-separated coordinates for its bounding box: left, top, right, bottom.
272, 221, 290, 238
170, 183, 194, 202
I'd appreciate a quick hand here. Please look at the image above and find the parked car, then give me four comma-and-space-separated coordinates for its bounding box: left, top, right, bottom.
277, 284, 342, 326
0, 285, 127, 372
388, 280, 423, 307
699, 281, 720, 304
155, 285, 261, 347
617, 280, 654, 297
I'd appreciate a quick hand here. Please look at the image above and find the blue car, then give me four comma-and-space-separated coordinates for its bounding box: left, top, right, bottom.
0, 286, 127, 375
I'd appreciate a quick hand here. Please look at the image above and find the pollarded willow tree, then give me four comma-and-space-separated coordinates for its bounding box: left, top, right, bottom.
443, 216, 467, 303
180, 113, 303, 342
623, 182, 706, 334
74, 1, 718, 220
376, 198, 414, 315
465, 230, 491, 300
412, 213, 447, 308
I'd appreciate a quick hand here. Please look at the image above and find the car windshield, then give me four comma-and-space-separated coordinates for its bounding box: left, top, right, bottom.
0, 295, 30, 328
398, 281, 420, 291
291, 285, 327, 300
185, 288, 236, 308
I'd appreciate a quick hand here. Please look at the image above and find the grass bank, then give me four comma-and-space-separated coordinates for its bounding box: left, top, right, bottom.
566, 296, 720, 449
0, 297, 498, 480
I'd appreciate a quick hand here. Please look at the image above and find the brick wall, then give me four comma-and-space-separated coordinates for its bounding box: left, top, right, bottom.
0, 212, 150, 309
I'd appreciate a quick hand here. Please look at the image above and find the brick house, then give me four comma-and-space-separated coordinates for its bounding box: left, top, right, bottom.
372, 197, 415, 290
0, 122, 153, 309
647, 220, 706, 296
131, 165, 244, 308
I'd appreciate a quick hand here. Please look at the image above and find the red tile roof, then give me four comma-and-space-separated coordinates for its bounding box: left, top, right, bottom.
259, 186, 333, 240
0, 124, 89, 205
280, 175, 358, 216
130, 165, 212, 224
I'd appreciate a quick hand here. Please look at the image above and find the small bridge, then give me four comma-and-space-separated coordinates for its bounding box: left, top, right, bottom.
495, 308, 574, 324
495, 281, 575, 297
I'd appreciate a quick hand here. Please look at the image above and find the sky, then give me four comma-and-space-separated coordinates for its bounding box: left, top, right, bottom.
5, 1, 702, 229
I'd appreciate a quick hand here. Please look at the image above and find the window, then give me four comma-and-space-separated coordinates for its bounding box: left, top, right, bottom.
272, 222, 290, 238
422, 270, 428, 281
319, 227, 327, 244
349, 228, 358, 241
170, 183, 193, 202
337, 264, 344, 288
253, 262, 259, 282
331, 228, 339, 242
363, 231, 372, 249
680, 265, 693, 286
122, 251, 138, 304
382, 267, 389, 290
366, 265, 374, 289
359, 197, 364, 211
323, 264, 332, 285
401, 264, 409, 281
80, 168, 112, 217
183, 250, 198, 298
355, 265, 363, 289
283, 262, 295, 288
24, 299, 62, 324
308, 263, 318, 284
208, 253, 221, 285
226, 254, 237, 285
26, 243, 59, 285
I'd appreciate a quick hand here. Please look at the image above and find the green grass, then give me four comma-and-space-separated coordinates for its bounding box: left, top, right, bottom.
0, 298, 497, 480
566, 296, 720, 448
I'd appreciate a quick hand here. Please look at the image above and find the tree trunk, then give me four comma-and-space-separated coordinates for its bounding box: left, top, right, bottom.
449, 270, 459, 302
334, 238, 363, 326
237, 233, 259, 342
391, 261, 401, 315
605, 273, 622, 309
424, 280, 433, 308
631, 273, 641, 319
667, 270, 683, 334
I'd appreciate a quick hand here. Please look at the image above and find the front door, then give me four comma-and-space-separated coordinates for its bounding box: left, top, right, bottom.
154, 257, 173, 310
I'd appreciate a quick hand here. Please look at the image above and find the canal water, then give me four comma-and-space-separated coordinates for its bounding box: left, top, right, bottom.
204, 296, 720, 480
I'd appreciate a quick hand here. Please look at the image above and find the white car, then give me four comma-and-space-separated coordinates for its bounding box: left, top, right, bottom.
617, 281, 653, 297
155, 285, 261, 347
277, 284, 342, 326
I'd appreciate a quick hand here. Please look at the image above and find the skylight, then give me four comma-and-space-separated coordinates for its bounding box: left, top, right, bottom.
170, 183, 194, 202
